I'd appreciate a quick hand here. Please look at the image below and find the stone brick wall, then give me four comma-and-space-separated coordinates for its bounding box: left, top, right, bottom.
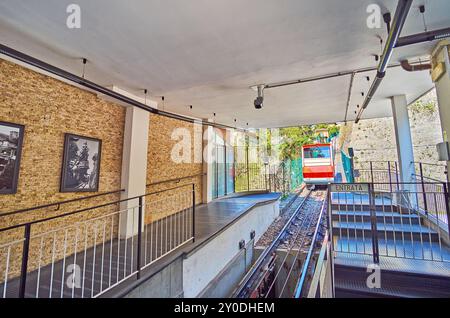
0, 59, 126, 214
0, 59, 126, 278
146, 114, 203, 222
341, 90, 445, 180
0, 58, 205, 281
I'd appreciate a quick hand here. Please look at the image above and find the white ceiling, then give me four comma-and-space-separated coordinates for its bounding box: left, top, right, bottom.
0, 0, 449, 128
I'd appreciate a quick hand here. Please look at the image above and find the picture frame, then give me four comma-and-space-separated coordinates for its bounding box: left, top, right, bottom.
60, 133, 102, 192
0, 121, 25, 194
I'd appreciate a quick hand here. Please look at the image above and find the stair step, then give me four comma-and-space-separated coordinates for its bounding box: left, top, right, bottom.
333, 237, 450, 261
335, 279, 405, 298
333, 211, 420, 225
335, 264, 450, 298
332, 204, 397, 212
331, 193, 393, 204
332, 221, 439, 241
335, 277, 450, 298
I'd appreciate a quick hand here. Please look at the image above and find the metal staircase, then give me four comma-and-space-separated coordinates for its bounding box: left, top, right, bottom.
328, 183, 450, 298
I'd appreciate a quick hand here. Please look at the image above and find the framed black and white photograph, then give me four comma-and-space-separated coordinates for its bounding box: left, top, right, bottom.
0, 121, 24, 194
60, 133, 102, 192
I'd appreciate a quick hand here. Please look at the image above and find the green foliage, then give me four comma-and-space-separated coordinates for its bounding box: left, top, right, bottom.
410, 99, 436, 115
278, 124, 340, 161
278, 126, 314, 160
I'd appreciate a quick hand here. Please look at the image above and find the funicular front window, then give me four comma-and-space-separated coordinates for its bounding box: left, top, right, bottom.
303, 146, 330, 159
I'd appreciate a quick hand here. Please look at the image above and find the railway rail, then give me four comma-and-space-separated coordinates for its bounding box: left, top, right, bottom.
231, 187, 327, 298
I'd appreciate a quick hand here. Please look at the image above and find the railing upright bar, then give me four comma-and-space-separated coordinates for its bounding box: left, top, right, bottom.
19, 223, 31, 298
388, 161, 392, 192
368, 183, 379, 264
327, 187, 335, 297
269, 166, 272, 192
246, 144, 250, 191
224, 145, 227, 195
417, 163, 428, 215
370, 161, 374, 184
264, 164, 268, 191
395, 161, 399, 185
215, 148, 219, 198
136, 196, 143, 279
443, 182, 450, 235
192, 184, 196, 242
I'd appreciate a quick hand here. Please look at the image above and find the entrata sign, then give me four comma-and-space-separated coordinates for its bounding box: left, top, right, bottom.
330, 183, 369, 192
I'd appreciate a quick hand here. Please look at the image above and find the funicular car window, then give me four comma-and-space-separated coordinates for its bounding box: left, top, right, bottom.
303, 146, 330, 159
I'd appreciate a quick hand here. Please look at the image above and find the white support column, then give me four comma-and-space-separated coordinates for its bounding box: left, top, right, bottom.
119, 106, 150, 238
391, 95, 416, 196
431, 42, 450, 183
202, 121, 215, 203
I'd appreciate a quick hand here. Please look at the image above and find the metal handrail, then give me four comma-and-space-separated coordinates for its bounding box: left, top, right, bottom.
0, 183, 194, 233
306, 230, 330, 298
0, 183, 196, 298
357, 160, 446, 168
412, 173, 445, 183
356, 181, 445, 185
293, 191, 328, 298
232, 186, 311, 298
355, 160, 448, 186
0, 188, 125, 218
357, 160, 397, 163
145, 183, 196, 195
146, 173, 205, 187
328, 180, 450, 268
411, 161, 447, 168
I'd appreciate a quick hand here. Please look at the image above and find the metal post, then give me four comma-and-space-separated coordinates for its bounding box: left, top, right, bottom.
215, 145, 219, 198
327, 185, 333, 248
264, 164, 268, 191
282, 163, 286, 195
388, 161, 392, 192
442, 182, 450, 235
327, 186, 335, 297
370, 161, 374, 183
395, 161, 399, 185
269, 166, 272, 192
287, 162, 291, 192
368, 183, 380, 264
419, 163, 428, 214
136, 196, 143, 279
19, 224, 31, 298
192, 184, 196, 242
233, 146, 237, 194
349, 152, 355, 183
246, 141, 250, 191
224, 145, 227, 195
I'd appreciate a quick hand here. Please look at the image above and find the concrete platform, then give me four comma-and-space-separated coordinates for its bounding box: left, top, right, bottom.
118, 192, 281, 298
194, 193, 281, 242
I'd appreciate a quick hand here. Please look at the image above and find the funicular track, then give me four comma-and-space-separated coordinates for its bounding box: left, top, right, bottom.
232, 187, 327, 298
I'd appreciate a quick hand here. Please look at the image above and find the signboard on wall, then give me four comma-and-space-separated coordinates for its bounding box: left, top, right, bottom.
330, 183, 369, 192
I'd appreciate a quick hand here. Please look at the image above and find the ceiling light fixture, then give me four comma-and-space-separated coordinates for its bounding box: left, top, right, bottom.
81, 58, 87, 78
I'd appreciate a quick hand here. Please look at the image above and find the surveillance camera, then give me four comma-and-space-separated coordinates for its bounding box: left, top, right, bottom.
254, 96, 263, 109
252, 84, 264, 109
